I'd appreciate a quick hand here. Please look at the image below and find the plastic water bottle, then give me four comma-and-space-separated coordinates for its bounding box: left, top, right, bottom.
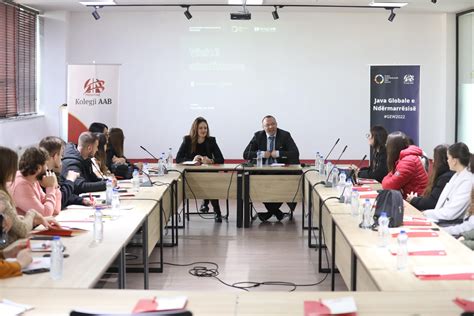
378, 212, 390, 247
50, 236, 63, 280
397, 230, 409, 270
360, 198, 372, 229
157, 154, 165, 176
325, 162, 333, 180
315, 152, 320, 171
93, 207, 103, 244
105, 179, 113, 206
256, 150, 263, 168
344, 180, 353, 204
351, 189, 360, 216
331, 167, 339, 189
337, 173, 346, 195
132, 170, 140, 192
111, 188, 120, 211
320, 157, 326, 177
167, 148, 173, 169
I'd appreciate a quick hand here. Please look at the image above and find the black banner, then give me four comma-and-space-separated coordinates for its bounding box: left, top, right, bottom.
370, 65, 420, 144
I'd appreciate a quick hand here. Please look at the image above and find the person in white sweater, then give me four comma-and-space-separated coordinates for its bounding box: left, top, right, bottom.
444, 189, 474, 236
423, 142, 474, 223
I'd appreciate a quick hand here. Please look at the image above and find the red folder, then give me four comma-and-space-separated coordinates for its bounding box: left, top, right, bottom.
392, 231, 438, 238
416, 273, 474, 281
453, 297, 474, 312
390, 250, 446, 256
359, 193, 378, 199
352, 187, 373, 192
403, 221, 432, 226
31, 227, 87, 237
304, 301, 357, 316
133, 298, 158, 313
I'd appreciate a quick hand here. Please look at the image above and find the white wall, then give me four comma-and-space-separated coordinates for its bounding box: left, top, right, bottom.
1, 8, 457, 159
0, 11, 69, 150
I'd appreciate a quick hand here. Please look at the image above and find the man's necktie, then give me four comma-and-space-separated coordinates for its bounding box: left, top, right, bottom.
268, 136, 275, 164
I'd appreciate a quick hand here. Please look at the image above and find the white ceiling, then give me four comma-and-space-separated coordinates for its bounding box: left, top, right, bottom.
15, 0, 474, 14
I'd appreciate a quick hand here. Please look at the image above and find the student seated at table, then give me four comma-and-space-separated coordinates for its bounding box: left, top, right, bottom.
381, 131, 428, 199
106, 128, 142, 179
39, 136, 93, 209
9, 147, 61, 217
92, 133, 111, 179
356, 125, 388, 182
443, 189, 474, 240
424, 143, 473, 225
176, 117, 225, 222
0, 146, 58, 249
62, 132, 110, 194
406, 144, 454, 210
89, 122, 109, 138
0, 225, 32, 279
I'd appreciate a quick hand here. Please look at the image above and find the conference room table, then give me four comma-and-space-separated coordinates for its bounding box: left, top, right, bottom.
178, 163, 303, 228
304, 169, 474, 292
1, 171, 181, 290
0, 288, 471, 315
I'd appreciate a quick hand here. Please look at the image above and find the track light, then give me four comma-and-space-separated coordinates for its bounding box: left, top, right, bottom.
431, 0, 437, 3
92, 6, 100, 20
388, 8, 396, 22
272, 6, 279, 20
183, 6, 192, 20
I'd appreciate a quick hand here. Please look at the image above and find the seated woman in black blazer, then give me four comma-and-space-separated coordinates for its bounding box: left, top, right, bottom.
407, 144, 454, 210
357, 125, 388, 183
176, 117, 225, 222
106, 128, 142, 178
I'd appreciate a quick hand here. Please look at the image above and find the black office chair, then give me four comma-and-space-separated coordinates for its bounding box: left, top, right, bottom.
70, 310, 192, 316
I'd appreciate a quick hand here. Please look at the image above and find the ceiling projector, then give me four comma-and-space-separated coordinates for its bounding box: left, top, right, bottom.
230, 11, 251, 20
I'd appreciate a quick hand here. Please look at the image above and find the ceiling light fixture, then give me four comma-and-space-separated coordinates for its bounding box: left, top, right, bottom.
183, 6, 192, 20
272, 6, 279, 20
91, 6, 101, 20
388, 8, 396, 21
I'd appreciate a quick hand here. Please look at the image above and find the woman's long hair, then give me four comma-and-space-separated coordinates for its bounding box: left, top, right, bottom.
95, 133, 109, 174
423, 144, 449, 197
108, 128, 125, 158
370, 125, 388, 152
189, 117, 209, 153
386, 131, 409, 173
0, 146, 18, 202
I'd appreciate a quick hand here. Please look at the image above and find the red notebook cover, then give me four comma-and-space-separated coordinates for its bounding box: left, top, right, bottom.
352, 187, 373, 192
390, 250, 446, 256
359, 193, 378, 199
403, 221, 432, 226
31, 227, 87, 237
392, 231, 439, 238
453, 297, 474, 312
417, 273, 474, 281
304, 301, 357, 316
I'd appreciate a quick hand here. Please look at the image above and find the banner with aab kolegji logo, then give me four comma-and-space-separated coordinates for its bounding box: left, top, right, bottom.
67, 64, 120, 143
370, 65, 420, 145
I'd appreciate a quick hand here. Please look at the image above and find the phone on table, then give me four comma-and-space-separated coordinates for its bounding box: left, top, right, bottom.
23, 268, 50, 275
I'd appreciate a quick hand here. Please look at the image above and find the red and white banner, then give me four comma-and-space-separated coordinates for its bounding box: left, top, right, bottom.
67, 64, 120, 142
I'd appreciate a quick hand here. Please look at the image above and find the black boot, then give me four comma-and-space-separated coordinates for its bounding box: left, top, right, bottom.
199, 200, 210, 213
211, 199, 222, 223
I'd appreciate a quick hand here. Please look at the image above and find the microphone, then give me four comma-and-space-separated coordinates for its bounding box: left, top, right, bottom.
140, 168, 154, 187
349, 154, 367, 185
242, 138, 256, 167
139, 145, 159, 162
325, 145, 348, 187
323, 138, 340, 163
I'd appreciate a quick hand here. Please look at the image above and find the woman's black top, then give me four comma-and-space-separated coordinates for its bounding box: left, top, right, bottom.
410, 169, 455, 210
358, 147, 388, 183
176, 136, 224, 164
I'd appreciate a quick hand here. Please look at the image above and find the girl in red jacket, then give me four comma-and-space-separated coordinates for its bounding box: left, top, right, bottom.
382, 131, 428, 198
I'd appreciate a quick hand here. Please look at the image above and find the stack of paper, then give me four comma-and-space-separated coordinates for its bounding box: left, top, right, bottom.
389, 241, 446, 256
304, 297, 357, 316
414, 266, 474, 280
0, 299, 33, 316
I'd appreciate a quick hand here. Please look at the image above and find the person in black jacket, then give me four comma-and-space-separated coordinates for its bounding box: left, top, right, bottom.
357, 125, 388, 183
243, 115, 300, 222
176, 117, 224, 222
39, 136, 92, 209
106, 128, 142, 179
61, 132, 109, 194
407, 144, 454, 210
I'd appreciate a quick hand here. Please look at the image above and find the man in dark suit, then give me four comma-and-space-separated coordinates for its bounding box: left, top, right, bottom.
243, 115, 300, 222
